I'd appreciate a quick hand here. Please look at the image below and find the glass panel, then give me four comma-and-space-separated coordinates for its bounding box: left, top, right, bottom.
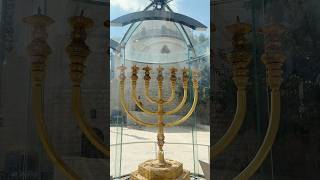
125, 20, 190, 63
110, 1, 210, 177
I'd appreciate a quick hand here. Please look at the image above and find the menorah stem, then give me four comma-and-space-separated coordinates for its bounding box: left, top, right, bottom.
158, 81, 163, 100
156, 66, 166, 165
157, 111, 166, 165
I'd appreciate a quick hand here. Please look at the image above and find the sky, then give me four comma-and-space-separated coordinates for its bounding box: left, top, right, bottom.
110, 0, 210, 40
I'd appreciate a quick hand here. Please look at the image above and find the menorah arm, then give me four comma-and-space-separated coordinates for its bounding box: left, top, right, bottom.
32, 86, 81, 180
72, 87, 109, 157
211, 90, 247, 158
164, 87, 188, 115
163, 83, 176, 104
132, 87, 157, 115
234, 90, 280, 180
144, 83, 158, 104
120, 84, 158, 127
165, 88, 198, 127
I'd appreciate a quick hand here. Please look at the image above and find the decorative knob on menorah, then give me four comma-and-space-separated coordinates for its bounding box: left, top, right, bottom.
118, 65, 199, 180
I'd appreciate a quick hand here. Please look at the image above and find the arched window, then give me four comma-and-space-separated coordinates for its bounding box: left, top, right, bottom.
81, 128, 105, 158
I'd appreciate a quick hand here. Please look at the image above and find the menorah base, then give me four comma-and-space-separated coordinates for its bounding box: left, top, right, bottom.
130, 159, 190, 180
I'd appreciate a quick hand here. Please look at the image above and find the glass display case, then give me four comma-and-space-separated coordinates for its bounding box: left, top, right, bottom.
110, 0, 210, 179
0, 0, 318, 179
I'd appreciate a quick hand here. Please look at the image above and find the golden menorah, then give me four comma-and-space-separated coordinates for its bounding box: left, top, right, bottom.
210, 17, 287, 180
118, 64, 199, 179
24, 10, 109, 180
23, 8, 288, 180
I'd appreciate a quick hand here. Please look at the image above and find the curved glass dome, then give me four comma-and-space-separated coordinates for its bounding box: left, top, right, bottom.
111, 1, 209, 64
110, 2, 210, 178
120, 20, 209, 63
125, 20, 189, 63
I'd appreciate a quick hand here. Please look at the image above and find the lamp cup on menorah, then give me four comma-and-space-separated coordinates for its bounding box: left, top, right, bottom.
118, 64, 199, 180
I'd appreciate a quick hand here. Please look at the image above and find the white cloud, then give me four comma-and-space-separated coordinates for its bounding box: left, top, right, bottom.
111, 0, 181, 12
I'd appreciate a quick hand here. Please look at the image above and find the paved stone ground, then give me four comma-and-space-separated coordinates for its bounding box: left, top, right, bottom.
110, 126, 210, 178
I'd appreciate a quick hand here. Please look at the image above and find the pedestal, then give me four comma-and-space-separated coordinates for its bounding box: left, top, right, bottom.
130, 159, 190, 180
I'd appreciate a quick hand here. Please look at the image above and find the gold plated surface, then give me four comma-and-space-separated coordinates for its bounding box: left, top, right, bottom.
118, 65, 198, 179
210, 17, 286, 180
24, 10, 81, 180
234, 24, 287, 180
211, 17, 251, 159
130, 159, 190, 180
66, 12, 109, 158
23, 8, 286, 179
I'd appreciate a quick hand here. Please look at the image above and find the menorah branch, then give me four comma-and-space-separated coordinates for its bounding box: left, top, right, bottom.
211, 90, 247, 158
165, 86, 198, 127
132, 84, 158, 115
120, 81, 158, 127
236, 24, 287, 179
24, 12, 81, 180
72, 87, 110, 156
66, 12, 110, 159
211, 17, 251, 160
163, 81, 176, 104
144, 81, 159, 103
234, 91, 280, 180
164, 83, 188, 115
33, 87, 81, 180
